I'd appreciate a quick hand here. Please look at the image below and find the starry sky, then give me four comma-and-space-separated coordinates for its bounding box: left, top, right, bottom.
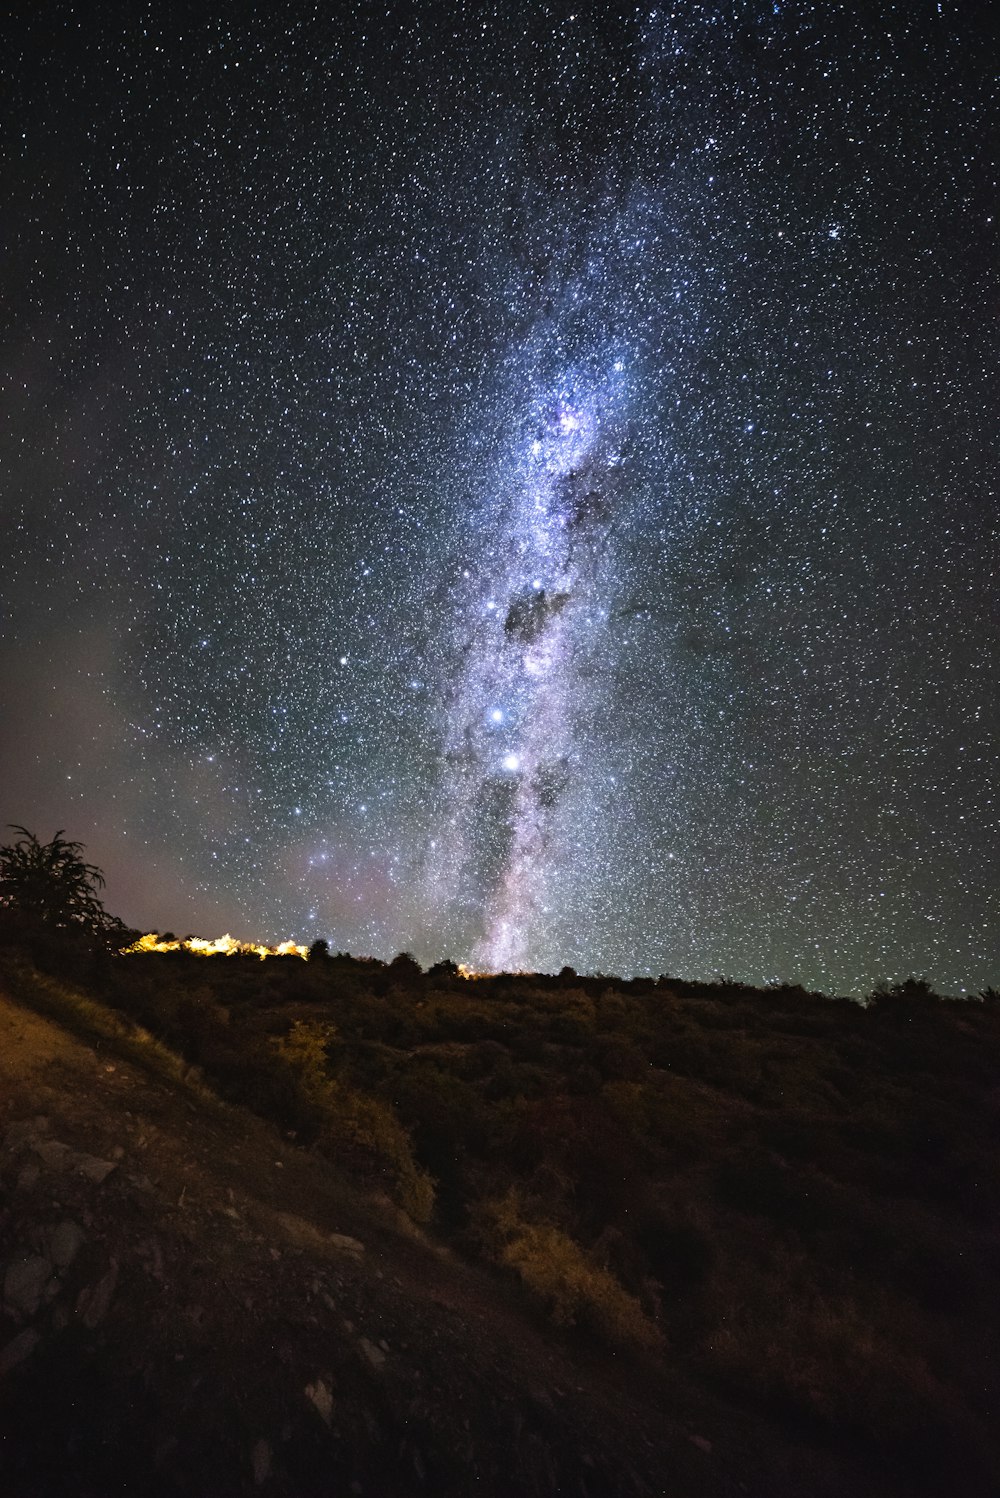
2, 2, 998, 994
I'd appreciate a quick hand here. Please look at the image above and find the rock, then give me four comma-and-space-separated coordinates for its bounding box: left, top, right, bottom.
46, 1220, 85, 1270
251, 1438, 272, 1485
359, 1338, 385, 1370
4, 1255, 53, 1319
75, 1153, 118, 1184
76, 1262, 119, 1328
32, 1140, 73, 1170
305, 1379, 333, 1426
0, 1327, 40, 1374
27, 1137, 117, 1183
329, 1232, 364, 1256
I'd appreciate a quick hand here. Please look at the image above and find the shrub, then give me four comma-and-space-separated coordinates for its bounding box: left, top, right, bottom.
479, 1191, 662, 1352
274, 1020, 434, 1222
336, 1089, 436, 1222
273, 1019, 337, 1102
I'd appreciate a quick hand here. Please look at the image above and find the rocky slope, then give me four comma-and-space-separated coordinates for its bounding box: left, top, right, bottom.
0, 983, 915, 1497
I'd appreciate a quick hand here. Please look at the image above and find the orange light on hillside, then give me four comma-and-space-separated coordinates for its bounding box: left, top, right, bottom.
122, 932, 309, 960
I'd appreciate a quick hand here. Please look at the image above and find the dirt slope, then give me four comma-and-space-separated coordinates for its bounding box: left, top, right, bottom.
0, 985, 889, 1497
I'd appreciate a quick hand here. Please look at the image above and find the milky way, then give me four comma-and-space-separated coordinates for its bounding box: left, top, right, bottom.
426, 360, 631, 971
1, 4, 997, 994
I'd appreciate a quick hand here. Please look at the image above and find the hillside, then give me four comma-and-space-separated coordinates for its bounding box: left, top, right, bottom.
1, 950, 998, 1496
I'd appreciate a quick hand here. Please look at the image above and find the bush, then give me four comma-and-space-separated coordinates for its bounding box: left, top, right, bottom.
479, 1191, 662, 1352
274, 1020, 434, 1222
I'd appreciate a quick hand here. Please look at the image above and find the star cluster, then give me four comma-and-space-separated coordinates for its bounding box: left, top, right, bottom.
1, 3, 997, 993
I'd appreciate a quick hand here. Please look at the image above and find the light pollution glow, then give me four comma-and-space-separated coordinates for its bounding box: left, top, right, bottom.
123, 932, 310, 960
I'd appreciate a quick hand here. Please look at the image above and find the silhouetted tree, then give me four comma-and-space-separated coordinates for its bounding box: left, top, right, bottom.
308, 939, 330, 962
868, 976, 937, 1007
0, 827, 119, 942
389, 951, 423, 985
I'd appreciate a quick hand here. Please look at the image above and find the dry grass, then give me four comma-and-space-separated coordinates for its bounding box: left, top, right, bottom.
0, 957, 215, 1104
481, 1190, 663, 1352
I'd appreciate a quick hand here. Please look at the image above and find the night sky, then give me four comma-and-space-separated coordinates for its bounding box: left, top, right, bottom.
2, 3, 998, 994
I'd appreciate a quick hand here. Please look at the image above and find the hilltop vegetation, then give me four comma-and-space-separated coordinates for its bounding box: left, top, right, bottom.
4, 935, 998, 1495
2, 832, 999, 1494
